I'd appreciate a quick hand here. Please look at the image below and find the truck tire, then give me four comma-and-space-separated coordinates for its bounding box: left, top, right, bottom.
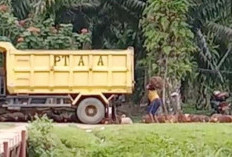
76, 98, 105, 124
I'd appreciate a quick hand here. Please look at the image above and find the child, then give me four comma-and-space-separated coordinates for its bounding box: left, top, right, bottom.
146, 76, 163, 123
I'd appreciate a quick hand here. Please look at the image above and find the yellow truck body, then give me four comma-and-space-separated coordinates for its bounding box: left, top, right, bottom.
0, 42, 134, 95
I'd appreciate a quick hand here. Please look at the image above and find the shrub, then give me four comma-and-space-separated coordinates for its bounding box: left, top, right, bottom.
27, 115, 89, 157
27, 115, 57, 157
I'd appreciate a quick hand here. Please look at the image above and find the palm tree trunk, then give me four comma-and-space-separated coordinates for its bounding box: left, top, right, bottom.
162, 56, 168, 114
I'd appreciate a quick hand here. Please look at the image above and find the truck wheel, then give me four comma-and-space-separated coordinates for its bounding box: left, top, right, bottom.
76, 98, 105, 124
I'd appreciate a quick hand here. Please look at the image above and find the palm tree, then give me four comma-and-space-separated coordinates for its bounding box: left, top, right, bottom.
188, 0, 232, 81
185, 0, 232, 108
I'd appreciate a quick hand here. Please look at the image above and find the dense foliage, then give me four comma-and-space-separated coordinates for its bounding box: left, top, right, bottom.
27, 115, 57, 157
1, 0, 232, 111
142, 0, 195, 78
0, 1, 91, 49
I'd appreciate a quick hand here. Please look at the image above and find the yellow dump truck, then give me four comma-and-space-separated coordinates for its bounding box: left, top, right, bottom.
0, 42, 134, 124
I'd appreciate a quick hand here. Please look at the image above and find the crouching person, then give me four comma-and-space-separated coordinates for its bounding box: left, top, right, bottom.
146, 76, 163, 123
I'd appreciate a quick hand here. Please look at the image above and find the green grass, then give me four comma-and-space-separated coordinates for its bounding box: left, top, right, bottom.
50, 124, 232, 157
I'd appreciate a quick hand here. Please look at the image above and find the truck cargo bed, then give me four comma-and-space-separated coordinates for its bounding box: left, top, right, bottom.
0, 42, 134, 95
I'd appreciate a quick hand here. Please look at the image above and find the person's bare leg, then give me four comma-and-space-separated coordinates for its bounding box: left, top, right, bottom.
154, 115, 159, 123
149, 113, 154, 123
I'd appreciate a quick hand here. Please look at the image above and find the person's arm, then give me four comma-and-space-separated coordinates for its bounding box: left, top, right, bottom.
146, 84, 155, 90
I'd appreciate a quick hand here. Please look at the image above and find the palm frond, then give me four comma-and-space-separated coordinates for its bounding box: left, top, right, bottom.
107, 0, 140, 24
217, 46, 232, 69
30, 0, 92, 16
189, 0, 232, 28
206, 22, 232, 42
11, 0, 31, 20
195, 28, 224, 82
105, 0, 146, 14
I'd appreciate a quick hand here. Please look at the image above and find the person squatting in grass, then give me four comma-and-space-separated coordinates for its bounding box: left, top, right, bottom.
146, 76, 163, 123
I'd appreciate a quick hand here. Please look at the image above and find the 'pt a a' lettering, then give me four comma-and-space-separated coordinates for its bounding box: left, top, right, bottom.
97, 56, 104, 66
54, 55, 61, 66
78, 56, 85, 66
54, 55, 69, 66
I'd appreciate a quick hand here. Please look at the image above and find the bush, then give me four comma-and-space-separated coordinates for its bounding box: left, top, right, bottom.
16, 18, 91, 50
27, 115, 91, 157
27, 115, 56, 157
0, 4, 91, 50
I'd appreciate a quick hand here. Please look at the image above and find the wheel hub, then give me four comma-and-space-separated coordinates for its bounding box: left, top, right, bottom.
85, 105, 97, 117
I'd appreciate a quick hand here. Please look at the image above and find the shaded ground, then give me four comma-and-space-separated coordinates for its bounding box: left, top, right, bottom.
0, 103, 216, 123
182, 104, 212, 115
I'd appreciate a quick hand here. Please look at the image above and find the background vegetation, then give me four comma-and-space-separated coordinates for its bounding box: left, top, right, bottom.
1, 0, 232, 113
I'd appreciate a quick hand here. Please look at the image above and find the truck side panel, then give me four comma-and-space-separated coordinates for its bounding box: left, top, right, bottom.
6, 48, 134, 94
